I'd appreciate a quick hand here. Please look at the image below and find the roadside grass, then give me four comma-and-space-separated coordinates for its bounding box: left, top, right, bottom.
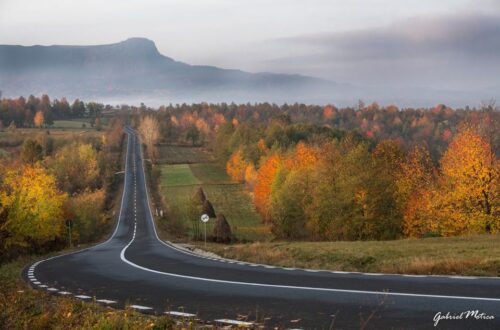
198, 234, 500, 276
0, 258, 180, 329
160, 160, 271, 242
157, 144, 214, 164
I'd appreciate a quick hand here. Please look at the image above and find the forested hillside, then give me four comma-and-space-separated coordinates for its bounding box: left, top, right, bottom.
132, 101, 499, 241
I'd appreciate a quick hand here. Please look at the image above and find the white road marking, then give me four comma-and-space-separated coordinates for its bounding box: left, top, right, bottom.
58, 291, 72, 295
47, 288, 58, 292
165, 311, 196, 318
33, 281, 41, 285
215, 319, 254, 326
120, 238, 500, 302
130, 304, 152, 310
402, 275, 428, 278
97, 299, 117, 304
38, 285, 48, 288
75, 295, 91, 300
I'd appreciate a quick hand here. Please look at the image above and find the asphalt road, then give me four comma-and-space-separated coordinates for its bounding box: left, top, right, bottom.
25, 128, 500, 329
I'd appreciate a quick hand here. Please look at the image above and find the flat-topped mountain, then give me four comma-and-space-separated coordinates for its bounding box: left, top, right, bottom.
0, 38, 337, 103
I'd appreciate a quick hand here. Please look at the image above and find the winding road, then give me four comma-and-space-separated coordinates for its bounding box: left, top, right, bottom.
25, 128, 500, 329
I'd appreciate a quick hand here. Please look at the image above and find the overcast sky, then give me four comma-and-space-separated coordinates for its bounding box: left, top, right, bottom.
1, 0, 499, 91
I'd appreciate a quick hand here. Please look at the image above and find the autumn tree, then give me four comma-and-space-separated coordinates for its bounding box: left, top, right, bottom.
226, 149, 248, 182
106, 118, 124, 151
0, 165, 67, 252
139, 115, 160, 161
254, 154, 282, 220
34, 110, 44, 128
64, 189, 105, 242
438, 129, 499, 235
269, 168, 310, 238
244, 163, 258, 190
51, 142, 99, 194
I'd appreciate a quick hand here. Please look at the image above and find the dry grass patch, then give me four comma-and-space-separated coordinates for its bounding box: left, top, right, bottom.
200, 235, 500, 276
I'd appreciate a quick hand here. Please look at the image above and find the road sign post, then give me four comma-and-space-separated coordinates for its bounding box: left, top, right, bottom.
200, 214, 210, 247
65, 219, 73, 247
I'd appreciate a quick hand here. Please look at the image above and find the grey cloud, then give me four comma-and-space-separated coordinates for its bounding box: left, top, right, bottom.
280, 14, 500, 61
262, 13, 500, 93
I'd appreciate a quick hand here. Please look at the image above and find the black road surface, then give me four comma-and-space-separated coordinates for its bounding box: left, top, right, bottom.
25, 128, 500, 329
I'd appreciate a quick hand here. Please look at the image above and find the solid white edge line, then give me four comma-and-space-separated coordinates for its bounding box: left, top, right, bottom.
118, 130, 500, 303
129, 304, 153, 310
165, 311, 196, 317
214, 319, 254, 326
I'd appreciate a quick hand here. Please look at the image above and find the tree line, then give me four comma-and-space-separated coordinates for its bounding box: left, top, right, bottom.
0, 95, 109, 129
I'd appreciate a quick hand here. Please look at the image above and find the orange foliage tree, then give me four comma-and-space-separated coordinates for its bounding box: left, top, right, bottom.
34, 110, 44, 128
254, 154, 282, 220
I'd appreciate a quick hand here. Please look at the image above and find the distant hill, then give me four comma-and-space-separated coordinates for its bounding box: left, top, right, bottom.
0, 38, 339, 104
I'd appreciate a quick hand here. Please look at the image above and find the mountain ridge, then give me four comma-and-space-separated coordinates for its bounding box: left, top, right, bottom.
0, 37, 336, 103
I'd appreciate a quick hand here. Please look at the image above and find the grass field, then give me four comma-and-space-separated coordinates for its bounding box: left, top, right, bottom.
198, 234, 500, 276
159, 149, 271, 241
158, 144, 214, 164
162, 164, 201, 186
52, 120, 91, 129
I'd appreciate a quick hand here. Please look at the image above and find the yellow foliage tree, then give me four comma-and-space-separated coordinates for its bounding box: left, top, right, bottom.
52, 142, 99, 194
226, 149, 247, 182
287, 142, 319, 170
404, 129, 499, 237
139, 115, 160, 161
438, 128, 499, 234
244, 163, 258, 189
0, 165, 67, 248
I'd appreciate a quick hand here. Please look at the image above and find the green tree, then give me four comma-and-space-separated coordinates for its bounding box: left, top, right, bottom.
269, 168, 309, 238
186, 125, 200, 146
